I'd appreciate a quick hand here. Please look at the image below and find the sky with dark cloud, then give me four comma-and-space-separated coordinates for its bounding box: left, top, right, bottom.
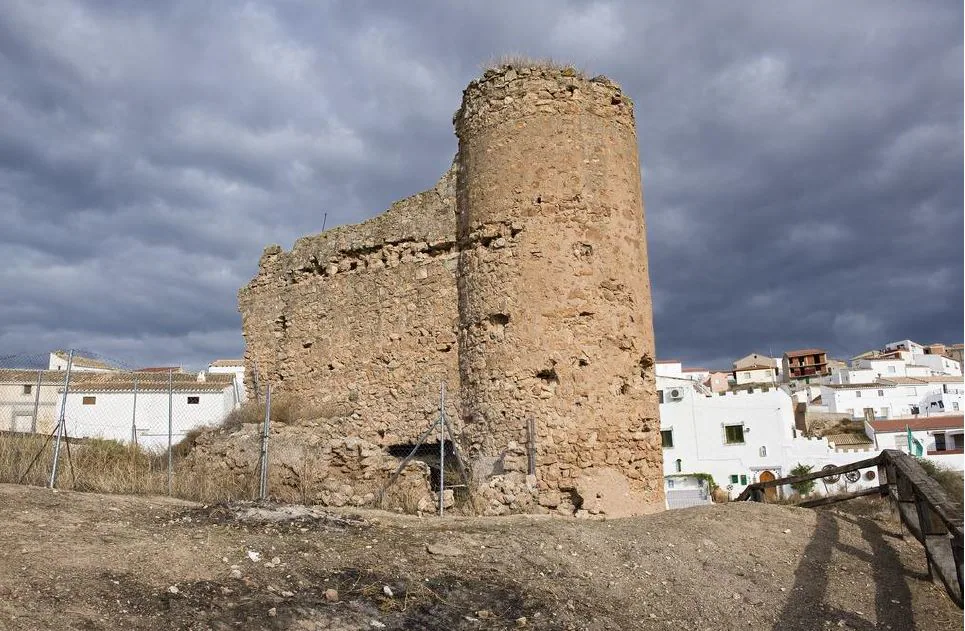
1, 0, 961, 371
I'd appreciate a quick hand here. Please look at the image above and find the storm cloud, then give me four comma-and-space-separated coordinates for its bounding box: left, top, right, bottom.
0, 0, 961, 370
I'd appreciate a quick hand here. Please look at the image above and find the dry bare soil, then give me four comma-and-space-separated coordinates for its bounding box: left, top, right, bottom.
0, 484, 960, 631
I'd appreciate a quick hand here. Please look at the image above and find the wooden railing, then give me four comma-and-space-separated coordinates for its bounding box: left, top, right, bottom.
736, 450, 963, 608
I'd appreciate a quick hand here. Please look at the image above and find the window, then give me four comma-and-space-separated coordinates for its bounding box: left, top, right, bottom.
187, 396, 200, 405
954, 402, 960, 412
22, 384, 32, 395
743, 372, 751, 379
759, 446, 767, 457
740, 474, 747, 485
935, 433, 947, 451
724, 424, 745, 444
666, 478, 675, 489
855, 391, 862, 398
675, 459, 682, 473
877, 390, 884, 397
729, 474, 739, 484
657, 390, 664, 404
82, 396, 96, 405
887, 366, 896, 374
660, 429, 673, 448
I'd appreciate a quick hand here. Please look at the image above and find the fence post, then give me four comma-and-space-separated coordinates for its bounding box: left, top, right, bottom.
49, 350, 74, 488
167, 369, 173, 496
130, 373, 139, 445
438, 383, 446, 517
31, 370, 42, 433
258, 385, 272, 500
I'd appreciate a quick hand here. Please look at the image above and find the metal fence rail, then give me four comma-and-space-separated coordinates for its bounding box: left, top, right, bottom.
737, 449, 963, 608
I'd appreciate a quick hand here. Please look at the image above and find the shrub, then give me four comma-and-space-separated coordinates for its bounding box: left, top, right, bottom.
789, 463, 816, 496
915, 457, 964, 508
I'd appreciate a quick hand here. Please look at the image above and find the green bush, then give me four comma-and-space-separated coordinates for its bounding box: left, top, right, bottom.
789, 463, 816, 496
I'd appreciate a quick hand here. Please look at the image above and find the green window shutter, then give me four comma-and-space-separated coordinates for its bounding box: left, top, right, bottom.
740, 474, 747, 485
730, 474, 739, 484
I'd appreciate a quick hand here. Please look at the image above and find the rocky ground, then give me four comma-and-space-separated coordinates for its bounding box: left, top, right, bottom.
0, 483, 960, 630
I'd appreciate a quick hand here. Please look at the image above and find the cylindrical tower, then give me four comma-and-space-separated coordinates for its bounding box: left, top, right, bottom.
454, 64, 664, 515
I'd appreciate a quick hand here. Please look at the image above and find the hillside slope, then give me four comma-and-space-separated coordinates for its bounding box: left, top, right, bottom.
0, 484, 959, 630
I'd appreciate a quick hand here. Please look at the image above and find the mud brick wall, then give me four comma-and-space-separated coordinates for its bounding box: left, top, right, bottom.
240, 64, 664, 515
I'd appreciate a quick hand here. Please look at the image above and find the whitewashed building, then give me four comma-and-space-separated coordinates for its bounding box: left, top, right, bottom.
58, 371, 238, 449
820, 375, 962, 420
48, 351, 116, 373
207, 359, 247, 404
658, 376, 877, 504
864, 415, 963, 471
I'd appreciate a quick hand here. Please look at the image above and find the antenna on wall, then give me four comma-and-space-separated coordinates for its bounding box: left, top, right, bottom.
322, 212, 328, 232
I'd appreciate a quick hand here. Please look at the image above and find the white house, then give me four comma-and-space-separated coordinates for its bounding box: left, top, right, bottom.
657, 376, 877, 505
864, 414, 963, 471
58, 371, 238, 449
820, 375, 963, 420
910, 353, 962, 377
0, 369, 64, 434
48, 351, 116, 373
207, 359, 247, 404
733, 365, 779, 386
885, 340, 925, 355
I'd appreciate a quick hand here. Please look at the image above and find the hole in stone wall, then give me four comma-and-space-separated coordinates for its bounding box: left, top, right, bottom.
385, 442, 458, 492
303, 341, 313, 349
327, 363, 335, 371
535, 196, 542, 204
349, 261, 359, 271
578, 311, 593, 317
620, 382, 630, 395
488, 313, 510, 326
574, 242, 593, 258
536, 366, 559, 384
578, 357, 589, 367
611, 96, 622, 105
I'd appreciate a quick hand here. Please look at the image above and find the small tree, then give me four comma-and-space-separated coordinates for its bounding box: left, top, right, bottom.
789, 463, 816, 496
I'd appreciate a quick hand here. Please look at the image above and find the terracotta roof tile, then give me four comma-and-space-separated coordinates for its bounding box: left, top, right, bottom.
868, 415, 963, 433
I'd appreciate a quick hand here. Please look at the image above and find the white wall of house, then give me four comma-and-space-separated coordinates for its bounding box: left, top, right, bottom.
59, 387, 235, 449
658, 376, 877, 501
655, 361, 683, 378
47, 352, 114, 373
865, 425, 964, 471
911, 353, 962, 376
821, 382, 964, 419
734, 367, 778, 386
208, 364, 247, 404
885, 340, 925, 355
854, 359, 908, 378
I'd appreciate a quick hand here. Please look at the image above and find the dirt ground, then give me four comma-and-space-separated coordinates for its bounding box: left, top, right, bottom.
0, 484, 960, 631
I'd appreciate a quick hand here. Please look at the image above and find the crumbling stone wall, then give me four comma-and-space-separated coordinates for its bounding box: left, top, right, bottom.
239, 64, 663, 516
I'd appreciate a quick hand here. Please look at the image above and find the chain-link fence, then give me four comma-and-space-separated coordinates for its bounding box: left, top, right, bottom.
0, 349, 261, 500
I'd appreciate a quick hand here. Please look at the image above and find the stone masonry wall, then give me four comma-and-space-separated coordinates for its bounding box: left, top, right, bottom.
239, 64, 663, 516
454, 66, 663, 515
239, 166, 462, 448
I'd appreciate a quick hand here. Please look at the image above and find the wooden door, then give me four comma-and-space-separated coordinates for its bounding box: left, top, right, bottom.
759, 470, 777, 501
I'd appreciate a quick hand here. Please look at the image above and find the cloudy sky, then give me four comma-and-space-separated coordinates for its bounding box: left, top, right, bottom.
1, 0, 961, 371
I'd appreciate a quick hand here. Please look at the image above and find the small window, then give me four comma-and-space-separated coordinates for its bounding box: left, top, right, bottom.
877, 390, 884, 397
855, 391, 862, 398
759, 446, 767, 457
22, 384, 32, 395
82, 396, 96, 405
666, 478, 675, 489
657, 390, 664, 404
740, 474, 747, 485
724, 424, 745, 444
730, 474, 739, 484
674, 459, 682, 473
660, 429, 673, 448
935, 433, 946, 451
954, 402, 960, 412
743, 372, 751, 379
187, 396, 200, 405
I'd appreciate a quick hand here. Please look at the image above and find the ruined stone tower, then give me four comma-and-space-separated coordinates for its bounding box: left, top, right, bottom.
454, 66, 663, 514
238, 63, 663, 516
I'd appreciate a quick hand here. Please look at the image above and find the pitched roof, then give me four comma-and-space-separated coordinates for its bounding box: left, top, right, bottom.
868, 415, 963, 433
210, 359, 244, 367
0, 369, 233, 393
784, 348, 826, 358
825, 433, 873, 446
52, 351, 116, 370
879, 375, 962, 385
823, 382, 892, 390
736, 364, 775, 371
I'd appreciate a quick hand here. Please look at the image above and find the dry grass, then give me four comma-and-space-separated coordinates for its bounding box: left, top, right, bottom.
0, 431, 256, 502
481, 54, 585, 77
219, 396, 349, 432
